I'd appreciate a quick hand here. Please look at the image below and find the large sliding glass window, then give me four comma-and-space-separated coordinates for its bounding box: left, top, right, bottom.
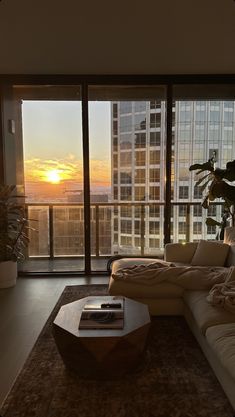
88, 86, 166, 270
15, 86, 84, 273
171, 84, 235, 243
7, 81, 235, 275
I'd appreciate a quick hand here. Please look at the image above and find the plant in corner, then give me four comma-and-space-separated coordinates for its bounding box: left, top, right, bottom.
0, 184, 36, 288
189, 153, 235, 239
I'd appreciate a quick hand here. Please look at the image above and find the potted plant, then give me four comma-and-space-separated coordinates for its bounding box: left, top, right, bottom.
189, 154, 235, 240
0, 184, 36, 288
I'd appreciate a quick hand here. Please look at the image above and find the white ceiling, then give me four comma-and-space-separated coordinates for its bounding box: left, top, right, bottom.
0, 0, 235, 74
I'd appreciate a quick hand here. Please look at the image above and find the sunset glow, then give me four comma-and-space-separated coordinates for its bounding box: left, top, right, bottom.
24, 156, 111, 187
45, 170, 61, 184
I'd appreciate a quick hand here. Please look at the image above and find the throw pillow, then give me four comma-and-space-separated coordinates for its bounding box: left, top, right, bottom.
224, 226, 235, 244
191, 240, 230, 266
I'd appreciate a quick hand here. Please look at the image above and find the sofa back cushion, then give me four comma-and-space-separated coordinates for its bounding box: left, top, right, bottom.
164, 242, 198, 263
225, 244, 235, 266
191, 240, 230, 266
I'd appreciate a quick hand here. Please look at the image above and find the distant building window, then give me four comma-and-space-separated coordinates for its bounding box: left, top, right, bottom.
149, 168, 160, 182
150, 112, 161, 128
149, 238, 160, 248
135, 151, 146, 166
178, 222, 186, 234
120, 236, 132, 246
207, 225, 217, 234
113, 103, 118, 118
113, 120, 118, 135
120, 115, 132, 132
121, 206, 132, 217
150, 150, 160, 164
120, 171, 132, 184
195, 123, 205, 141
135, 206, 141, 218
113, 233, 118, 244
120, 186, 132, 201
194, 186, 203, 199
150, 131, 161, 146
135, 187, 145, 201
193, 205, 202, 216
150, 100, 161, 109
180, 110, 191, 122
113, 154, 118, 168
207, 205, 217, 216
178, 167, 189, 181
149, 221, 160, 234
179, 186, 189, 199
149, 205, 160, 217
113, 171, 118, 184
179, 205, 187, 216
134, 102, 146, 112
135, 169, 146, 184
178, 123, 191, 141
134, 220, 140, 234
113, 187, 118, 200
114, 218, 118, 231
121, 220, 132, 234
120, 152, 132, 167
120, 133, 132, 150
149, 186, 160, 200
120, 102, 132, 114
193, 221, 202, 234
135, 114, 146, 130
135, 133, 146, 148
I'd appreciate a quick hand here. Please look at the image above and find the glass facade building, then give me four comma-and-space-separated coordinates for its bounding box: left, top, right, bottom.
111, 100, 235, 255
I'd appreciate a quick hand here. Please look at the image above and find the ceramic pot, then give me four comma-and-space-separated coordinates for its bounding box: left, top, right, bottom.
0, 260, 17, 288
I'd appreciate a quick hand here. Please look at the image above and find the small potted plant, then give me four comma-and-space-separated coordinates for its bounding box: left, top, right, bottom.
0, 184, 36, 288
189, 154, 235, 240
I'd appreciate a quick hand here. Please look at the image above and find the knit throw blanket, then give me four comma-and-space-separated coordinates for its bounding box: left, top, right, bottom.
207, 268, 235, 314
112, 261, 235, 291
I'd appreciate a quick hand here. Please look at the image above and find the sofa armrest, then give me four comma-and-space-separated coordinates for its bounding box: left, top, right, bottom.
164, 242, 198, 264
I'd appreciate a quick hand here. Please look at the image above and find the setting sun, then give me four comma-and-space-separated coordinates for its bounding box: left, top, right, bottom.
46, 170, 61, 184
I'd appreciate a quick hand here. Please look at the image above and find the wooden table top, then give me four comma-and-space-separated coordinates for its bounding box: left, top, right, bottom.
53, 296, 151, 338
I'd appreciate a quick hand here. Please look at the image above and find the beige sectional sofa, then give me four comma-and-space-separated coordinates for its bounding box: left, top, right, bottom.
108, 240, 235, 410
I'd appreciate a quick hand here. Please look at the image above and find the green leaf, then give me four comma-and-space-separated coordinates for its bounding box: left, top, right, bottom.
205, 217, 223, 227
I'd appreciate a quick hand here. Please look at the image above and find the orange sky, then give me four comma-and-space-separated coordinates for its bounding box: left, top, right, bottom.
24, 156, 111, 188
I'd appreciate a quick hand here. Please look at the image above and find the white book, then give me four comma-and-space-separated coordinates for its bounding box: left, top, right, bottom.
81, 309, 124, 320
83, 296, 124, 311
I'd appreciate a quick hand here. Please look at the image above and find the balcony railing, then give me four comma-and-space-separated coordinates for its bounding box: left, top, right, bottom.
25, 201, 224, 261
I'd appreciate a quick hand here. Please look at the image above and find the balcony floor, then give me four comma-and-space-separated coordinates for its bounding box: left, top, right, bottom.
18, 258, 109, 274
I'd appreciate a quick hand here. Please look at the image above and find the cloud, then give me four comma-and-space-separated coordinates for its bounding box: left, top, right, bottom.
24, 156, 111, 187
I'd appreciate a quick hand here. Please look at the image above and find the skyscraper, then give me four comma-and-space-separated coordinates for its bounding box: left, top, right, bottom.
111, 99, 235, 256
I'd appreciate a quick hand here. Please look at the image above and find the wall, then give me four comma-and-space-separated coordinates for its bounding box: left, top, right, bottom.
0, 0, 235, 75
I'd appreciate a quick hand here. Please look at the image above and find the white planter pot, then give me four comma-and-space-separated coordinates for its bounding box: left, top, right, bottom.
0, 261, 17, 288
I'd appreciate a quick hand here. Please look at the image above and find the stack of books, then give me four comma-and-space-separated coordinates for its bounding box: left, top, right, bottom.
79, 296, 124, 329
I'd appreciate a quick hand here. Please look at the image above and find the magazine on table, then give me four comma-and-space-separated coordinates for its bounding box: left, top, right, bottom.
79, 296, 124, 329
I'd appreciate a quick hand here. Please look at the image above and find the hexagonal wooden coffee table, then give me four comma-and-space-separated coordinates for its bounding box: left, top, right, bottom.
53, 296, 151, 378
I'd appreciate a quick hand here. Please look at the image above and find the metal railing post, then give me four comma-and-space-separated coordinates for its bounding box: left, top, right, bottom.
140, 204, 145, 256
49, 205, 54, 259
186, 203, 191, 242
95, 204, 99, 257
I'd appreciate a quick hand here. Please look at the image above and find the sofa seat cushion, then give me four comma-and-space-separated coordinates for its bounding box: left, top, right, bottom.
206, 323, 235, 381
109, 258, 184, 298
109, 276, 183, 299
183, 290, 235, 335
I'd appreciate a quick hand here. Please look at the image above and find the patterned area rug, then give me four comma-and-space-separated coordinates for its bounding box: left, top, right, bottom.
1, 285, 234, 417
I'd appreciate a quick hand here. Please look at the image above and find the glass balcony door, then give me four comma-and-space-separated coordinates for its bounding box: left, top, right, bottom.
16, 86, 85, 273
88, 85, 167, 271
